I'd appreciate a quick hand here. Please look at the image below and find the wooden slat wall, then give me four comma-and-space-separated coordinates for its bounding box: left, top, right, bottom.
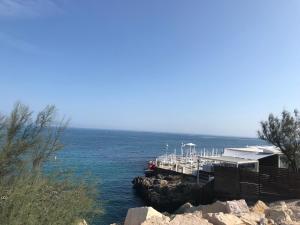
214, 165, 300, 202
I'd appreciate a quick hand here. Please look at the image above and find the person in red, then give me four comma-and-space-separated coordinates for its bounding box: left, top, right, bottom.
148, 161, 156, 170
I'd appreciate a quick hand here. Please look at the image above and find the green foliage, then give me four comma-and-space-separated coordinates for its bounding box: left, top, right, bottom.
0, 103, 100, 225
0, 103, 67, 179
258, 109, 300, 172
0, 173, 97, 225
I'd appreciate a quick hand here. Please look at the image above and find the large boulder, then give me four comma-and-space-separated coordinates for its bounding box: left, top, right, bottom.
124, 207, 163, 225
251, 200, 269, 214
286, 200, 300, 222
202, 201, 227, 214
175, 201, 228, 215
169, 214, 212, 225
204, 212, 246, 225
225, 199, 249, 215
142, 213, 212, 225
141, 216, 170, 225
265, 202, 293, 224
239, 212, 265, 225
259, 218, 275, 225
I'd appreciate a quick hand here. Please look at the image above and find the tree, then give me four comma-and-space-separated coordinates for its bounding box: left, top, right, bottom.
0, 103, 67, 178
258, 109, 300, 172
0, 102, 100, 225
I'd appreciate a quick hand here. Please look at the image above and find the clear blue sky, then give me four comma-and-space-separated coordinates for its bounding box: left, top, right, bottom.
1, 0, 300, 137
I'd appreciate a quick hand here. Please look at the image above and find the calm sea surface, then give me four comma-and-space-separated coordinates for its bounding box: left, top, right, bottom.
47, 128, 265, 225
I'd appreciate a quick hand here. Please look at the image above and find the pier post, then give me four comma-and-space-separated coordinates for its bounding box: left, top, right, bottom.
197, 159, 200, 185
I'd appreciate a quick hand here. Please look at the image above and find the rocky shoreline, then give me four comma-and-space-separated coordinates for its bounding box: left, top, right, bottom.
132, 172, 213, 212
112, 199, 300, 225
109, 171, 300, 225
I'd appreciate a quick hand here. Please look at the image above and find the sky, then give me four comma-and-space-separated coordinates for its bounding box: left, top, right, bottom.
0, 0, 300, 137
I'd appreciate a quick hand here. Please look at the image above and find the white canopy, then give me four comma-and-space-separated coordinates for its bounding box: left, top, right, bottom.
184, 143, 196, 146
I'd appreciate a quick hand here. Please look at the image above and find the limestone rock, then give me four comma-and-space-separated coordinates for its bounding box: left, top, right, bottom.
169, 214, 212, 225
285, 200, 300, 222
191, 210, 203, 218
269, 201, 289, 211
251, 200, 269, 214
175, 200, 227, 216
142, 213, 212, 225
239, 212, 265, 225
259, 218, 275, 225
204, 212, 246, 225
202, 201, 227, 214
124, 207, 163, 225
77, 219, 88, 225
265, 202, 293, 225
225, 199, 249, 215
141, 215, 170, 225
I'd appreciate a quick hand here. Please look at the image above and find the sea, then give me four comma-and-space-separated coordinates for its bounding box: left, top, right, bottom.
46, 128, 266, 225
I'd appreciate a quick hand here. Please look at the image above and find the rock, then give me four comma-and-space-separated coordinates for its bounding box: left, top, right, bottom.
202, 201, 227, 214
169, 214, 212, 225
259, 218, 275, 225
174, 200, 227, 216
251, 200, 269, 214
269, 201, 289, 211
285, 200, 300, 222
204, 212, 246, 225
175, 202, 193, 214
162, 211, 172, 217
124, 207, 163, 225
239, 212, 265, 225
225, 199, 249, 215
77, 219, 88, 225
191, 210, 203, 218
265, 202, 293, 224
142, 213, 212, 225
295, 201, 300, 207
141, 216, 170, 225
281, 222, 300, 225
160, 180, 168, 187
132, 173, 207, 211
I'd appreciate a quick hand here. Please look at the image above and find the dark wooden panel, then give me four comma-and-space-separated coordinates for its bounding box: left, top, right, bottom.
214, 165, 300, 202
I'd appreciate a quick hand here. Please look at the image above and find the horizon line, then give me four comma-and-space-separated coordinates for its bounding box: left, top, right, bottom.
66, 126, 260, 140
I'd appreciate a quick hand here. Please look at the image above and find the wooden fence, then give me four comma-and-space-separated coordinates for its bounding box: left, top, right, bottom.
214, 165, 300, 202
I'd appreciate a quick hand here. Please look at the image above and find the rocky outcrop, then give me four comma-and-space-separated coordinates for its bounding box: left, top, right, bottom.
132, 173, 211, 211
120, 199, 300, 225
225, 199, 250, 215
174, 200, 227, 215
251, 200, 269, 214
124, 207, 164, 225
203, 212, 245, 225
265, 202, 293, 224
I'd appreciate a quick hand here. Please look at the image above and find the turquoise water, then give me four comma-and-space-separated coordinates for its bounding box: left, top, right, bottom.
48, 128, 265, 225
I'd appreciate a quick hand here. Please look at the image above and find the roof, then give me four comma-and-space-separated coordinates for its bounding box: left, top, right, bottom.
228, 152, 276, 160
199, 156, 258, 164
225, 145, 282, 154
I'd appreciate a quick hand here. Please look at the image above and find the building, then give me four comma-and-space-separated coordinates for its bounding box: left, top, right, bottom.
200, 145, 286, 172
